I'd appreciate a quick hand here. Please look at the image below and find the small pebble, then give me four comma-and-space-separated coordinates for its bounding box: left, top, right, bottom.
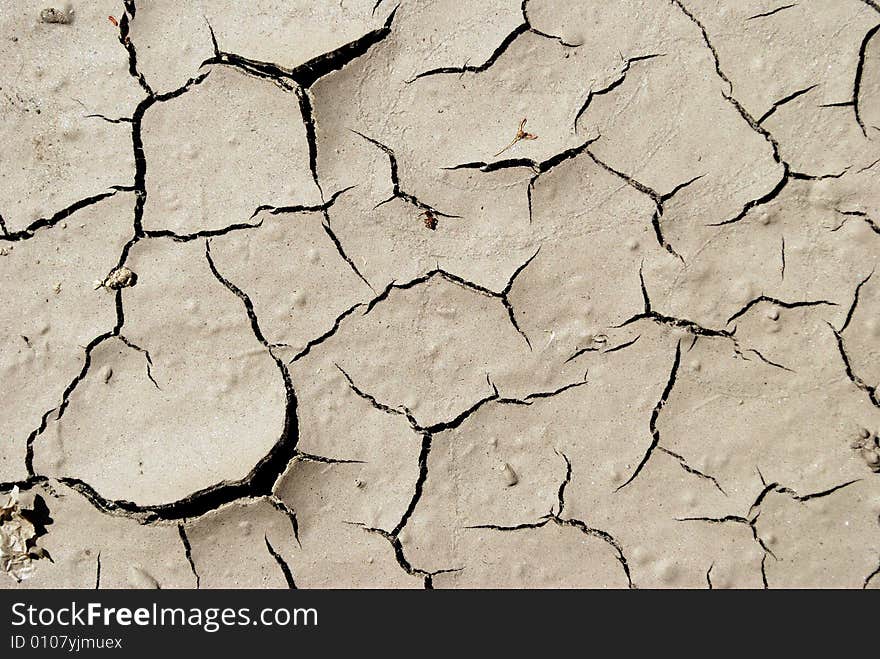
501, 462, 518, 487
102, 267, 137, 290
127, 566, 159, 589
39, 8, 71, 24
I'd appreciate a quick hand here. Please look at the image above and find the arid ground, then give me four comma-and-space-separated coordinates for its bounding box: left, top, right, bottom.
2, 0, 880, 589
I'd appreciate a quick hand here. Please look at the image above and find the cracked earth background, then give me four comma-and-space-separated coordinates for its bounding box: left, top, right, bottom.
2, 0, 880, 589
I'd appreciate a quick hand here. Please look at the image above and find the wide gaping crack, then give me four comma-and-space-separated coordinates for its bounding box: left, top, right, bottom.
197, 6, 398, 91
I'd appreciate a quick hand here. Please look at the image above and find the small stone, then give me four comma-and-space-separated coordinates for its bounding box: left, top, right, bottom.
767, 308, 779, 321
355, 479, 366, 489
501, 462, 518, 487
39, 8, 71, 24
102, 266, 137, 290
860, 427, 872, 439
100, 366, 113, 384
52, 282, 61, 294
127, 566, 159, 589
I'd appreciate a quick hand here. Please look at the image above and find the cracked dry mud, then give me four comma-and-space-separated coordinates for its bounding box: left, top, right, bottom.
2, 0, 880, 591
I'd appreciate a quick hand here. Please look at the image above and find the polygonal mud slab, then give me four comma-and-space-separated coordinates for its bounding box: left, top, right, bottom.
647, 177, 878, 331
140, 65, 320, 236
0, 193, 133, 483
0, 0, 140, 232
659, 305, 880, 515
274, 458, 425, 588
182, 497, 298, 589
207, 202, 374, 354
32, 238, 288, 506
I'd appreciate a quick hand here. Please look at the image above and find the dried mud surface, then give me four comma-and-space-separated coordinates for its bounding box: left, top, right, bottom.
2, 0, 880, 589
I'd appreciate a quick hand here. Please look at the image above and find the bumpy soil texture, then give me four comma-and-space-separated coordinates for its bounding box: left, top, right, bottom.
2, 0, 880, 590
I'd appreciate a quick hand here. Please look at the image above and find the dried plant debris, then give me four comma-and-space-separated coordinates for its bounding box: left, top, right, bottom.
494, 118, 539, 157
1, 488, 52, 582
420, 210, 438, 231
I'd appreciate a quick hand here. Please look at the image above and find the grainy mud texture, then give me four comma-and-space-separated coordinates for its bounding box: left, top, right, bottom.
2, 0, 880, 590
